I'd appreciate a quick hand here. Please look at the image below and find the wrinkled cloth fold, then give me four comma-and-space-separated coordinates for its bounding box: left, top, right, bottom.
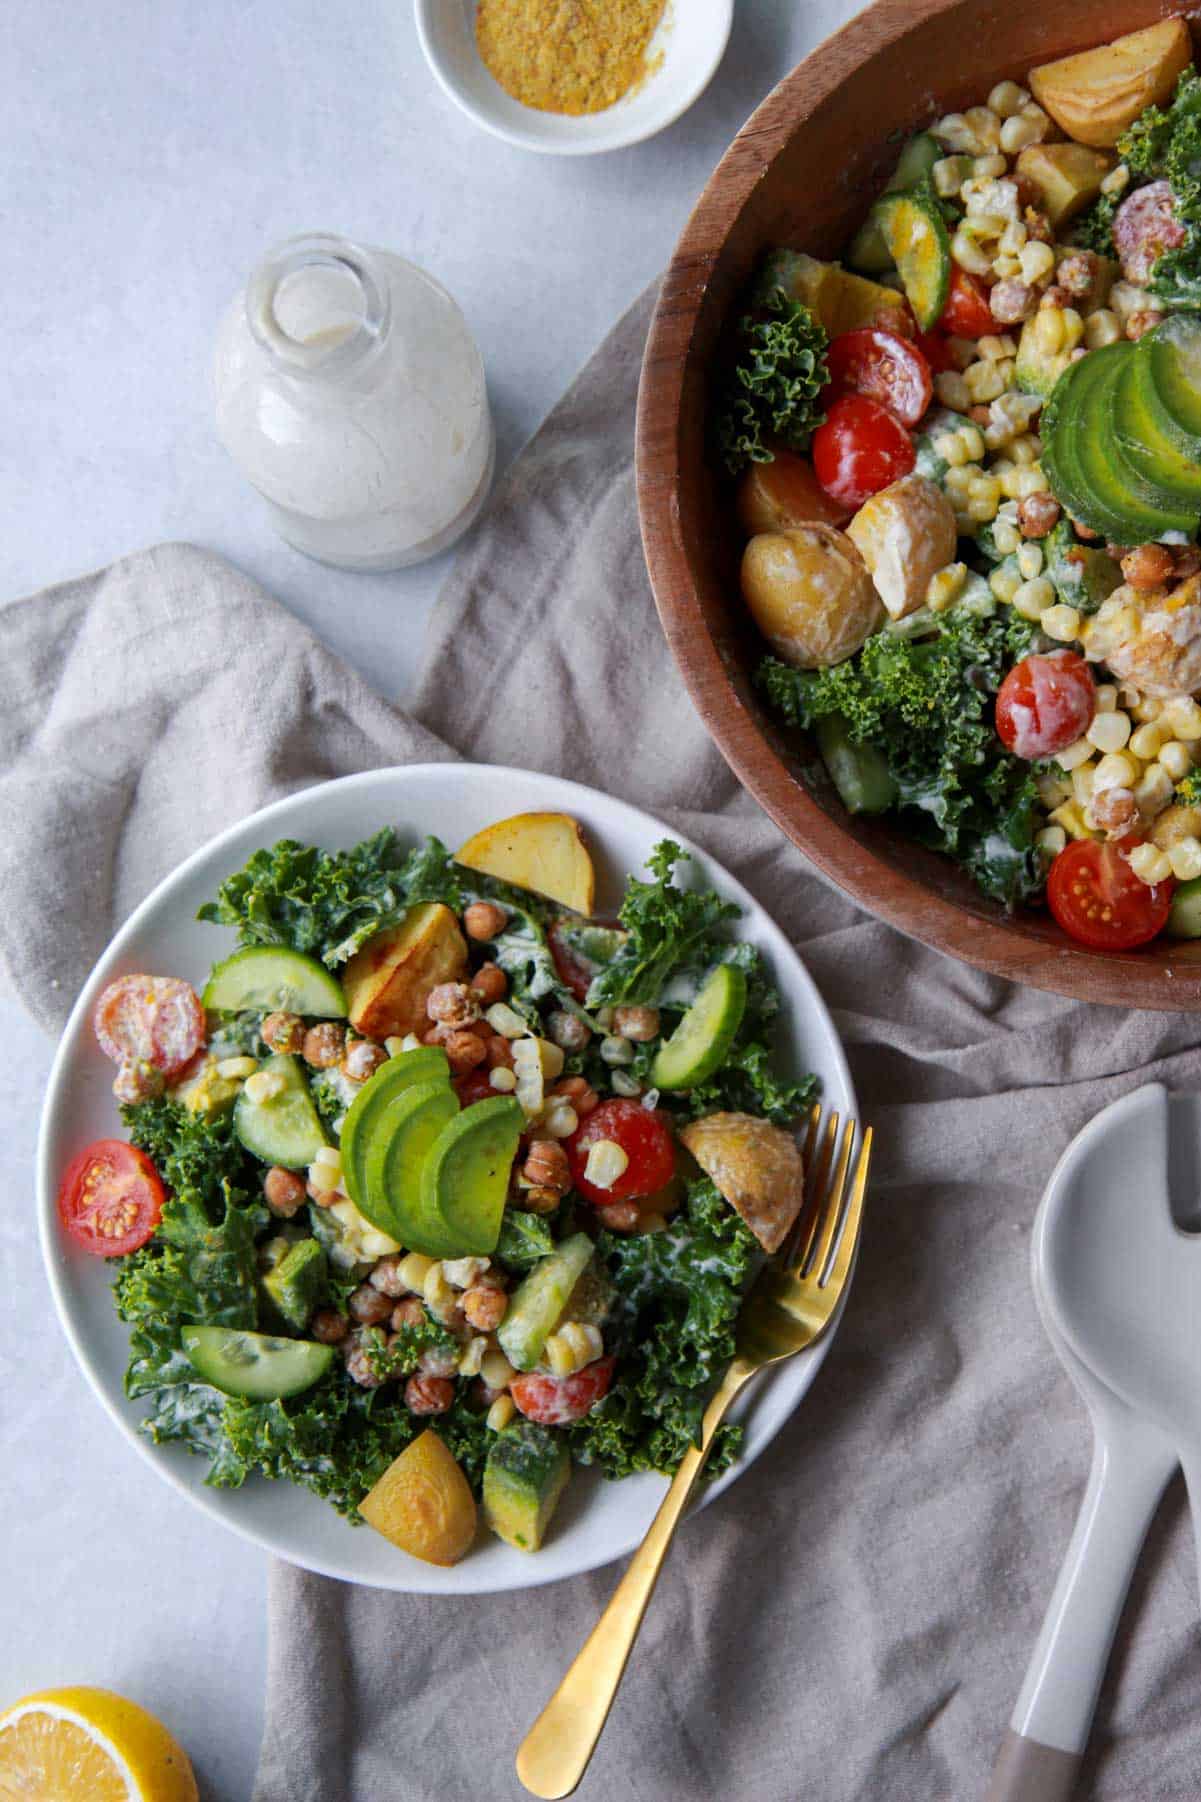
3, 285, 1201, 1801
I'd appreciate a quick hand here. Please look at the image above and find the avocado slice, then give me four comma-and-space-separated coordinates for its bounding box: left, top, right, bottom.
261, 1237, 327, 1332
340, 1046, 451, 1208
375, 1080, 461, 1252
1115, 350, 1201, 505
1077, 345, 1197, 539
498, 1233, 596, 1372
420, 1096, 525, 1258
483, 1423, 572, 1553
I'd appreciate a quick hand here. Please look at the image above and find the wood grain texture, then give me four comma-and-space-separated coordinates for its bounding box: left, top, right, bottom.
636, 0, 1201, 1010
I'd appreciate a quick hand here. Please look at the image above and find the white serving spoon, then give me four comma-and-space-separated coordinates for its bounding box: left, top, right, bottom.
987, 1084, 1183, 1802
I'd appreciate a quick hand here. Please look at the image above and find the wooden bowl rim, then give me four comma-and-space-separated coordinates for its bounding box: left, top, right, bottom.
635, 0, 1201, 1010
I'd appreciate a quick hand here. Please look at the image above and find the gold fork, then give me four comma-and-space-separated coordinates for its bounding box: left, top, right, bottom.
515, 1104, 872, 1800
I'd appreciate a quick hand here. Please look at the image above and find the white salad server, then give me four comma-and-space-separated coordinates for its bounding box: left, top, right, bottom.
990, 1084, 1194, 1801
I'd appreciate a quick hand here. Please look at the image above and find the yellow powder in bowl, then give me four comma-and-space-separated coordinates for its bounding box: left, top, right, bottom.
475, 0, 668, 117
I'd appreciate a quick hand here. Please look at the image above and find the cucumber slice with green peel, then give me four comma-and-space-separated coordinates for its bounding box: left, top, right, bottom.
498, 1233, 596, 1372
651, 963, 747, 1092
233, 1053, 328, 1168
816, 714, 899, 815
848, 135, 942, 274
1115, 351, 1201, 505
202, 947, 347, 1018
1168, 875, 1201, 938
1143, 314, 1201, 456
181, 1325, 334, 1399
421, 1097, 526, 1258
1077, 345, 1198, 540
483, 1423, 572, 1552
373, 1080, 461, 1249
340, 1046, 451, 1208
871, 187, 950, 331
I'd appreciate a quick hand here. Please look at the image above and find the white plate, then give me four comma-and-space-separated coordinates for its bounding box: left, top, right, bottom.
37, 764, 854, 1594
414, 0, 733, 157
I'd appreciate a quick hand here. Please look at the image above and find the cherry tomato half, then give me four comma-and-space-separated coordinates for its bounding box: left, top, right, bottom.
93, 975, 206, 1078
1047, 837, 1174, 951
938, 267, 994, 339
995, 651, 1096, 760
58, 1139, 165, 1257
811, 394, 916, 510
914, 327, 959, 374
510, 1356, 616, 1426
546, 918, 622, 1003
824, 328, 932, 428
567, 1098, 676, 1206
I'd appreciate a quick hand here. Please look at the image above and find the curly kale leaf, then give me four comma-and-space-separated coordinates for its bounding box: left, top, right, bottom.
586, 841, 740, 1009
122, 1097, 258, 1211
682, 1040, 818, 1127
1071, 191, 1119, 255
357, 1316, 454, 1383
197, 829, 463, 967
714, 280, 829, 476
1112, 69, 1201, 303
569, 1180, 756, 1481
759, 607, 1046, 907
1175, 770, 1201, 808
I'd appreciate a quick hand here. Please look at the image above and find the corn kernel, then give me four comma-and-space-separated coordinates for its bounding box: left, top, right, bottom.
990, 564, 1022, 603
1086, 710, 1131, 753
486, 1395, 516, 1433
1041, 603, 1082, 641
314, 1146, 341, 1171
999, 219, 1028, 256
993, 253, 1023, 282
215, 1055, 258, 1080
978, 335, 1010, 362
1049, 801, 1095, 840
951, 228, 994, 277
541, 1103, 579, 1140
599, 1034, 636, 1066
1000, 111, 1045, 153
1099, 163, 1130, 198
488, 1065, 517, 1092
1128, 843, 1173, 885
398, 1251, 435, 1294
1163, 697, 1201, 741
1084, 309, 1122, 351
934, 370, 972, 411
1036, 825, 1067, 856
959, 424, 987, 460
934, 430, 964, 467
458, 1336, 488, 1377
1016, 541, 1044, 580
1010, 433, 1042, 465
1013, 575, 1055, 619
1170, 836, 1201, 881
1129, 721, 1168, 760
933, 154, 974, 197
1019, 241, 1056, 285
1055, 737, 1094, 772
992, 518, 1022, 555
443, 1255, 489, 1290
1061, 308, 1084, 351
927, 562, 968, 612
481, 1351, 517, 1393
244, 1069, 286, 1104
1093, 684, 1118, 714
988, 79, 1029, 118
306, 1158, 341, 1194
1094, 751, 1140, 790
423, 1262, 457, 1322
583, 1139, 630, 1191
965, 359, 1008, 404
610, 1070, 642, 1098
1037, 770, 1073, 808
1033, 308, 1064, 355
1158, 739, 1194, 781
1130, 693, 1162, 724
1133, 763, 1175, 816
974, 152, 1009, 178
1109, 280, 1148, 321
965, 105, 1003, 149
1071, 764, 1097, 806
485, 1002, 527, 1039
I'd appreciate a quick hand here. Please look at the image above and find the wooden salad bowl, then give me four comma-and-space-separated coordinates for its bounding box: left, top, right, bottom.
636, 0, 1201, 1010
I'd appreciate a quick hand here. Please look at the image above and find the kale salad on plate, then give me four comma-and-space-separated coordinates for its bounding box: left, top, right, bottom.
58, 809, 816, 1566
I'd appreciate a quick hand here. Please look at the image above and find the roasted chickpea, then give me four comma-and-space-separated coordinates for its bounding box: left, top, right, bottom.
302, 1022, 346, 1069
463, 901, 508, 941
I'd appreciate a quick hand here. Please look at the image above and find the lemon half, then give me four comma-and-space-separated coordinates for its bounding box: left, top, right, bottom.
0, 1686, 198, 1802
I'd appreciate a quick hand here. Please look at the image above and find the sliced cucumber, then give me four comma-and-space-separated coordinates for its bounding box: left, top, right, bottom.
181, 1325, 334, 1399
1168, 875, 1201, 938
376, 1079, 461, 1251
1143, 314, 1201, 456
815, 714, 899, 815
1077, 345, 1197, 540
848, 135, 941, 274
233, 1053, 328, 1168
498, 1233, 595, 1372
203, 947, 346, 1018
872, 187, 950, 331
1115, 349, 1201, 505
340, 1046, 451, 1208
651, 963, 747, 1092
421, 1097, 526, 1258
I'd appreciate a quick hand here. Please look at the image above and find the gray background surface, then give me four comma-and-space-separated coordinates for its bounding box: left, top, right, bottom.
2, 2, 852, 1795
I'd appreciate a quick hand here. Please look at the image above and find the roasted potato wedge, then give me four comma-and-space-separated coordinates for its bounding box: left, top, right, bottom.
361, 1430, 477, 1565
456, 811, 595, 916
1028, 19, 1192, 148
846, 473, 957, 622
342, 902, 467, 1040
741, 523, 884, 669
679, 1111, 804, 1254
736, 451, 852, 537
1016, 143, 1116, 227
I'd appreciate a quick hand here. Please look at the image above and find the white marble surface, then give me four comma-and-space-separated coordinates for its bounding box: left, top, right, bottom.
2, 1, 853, 1794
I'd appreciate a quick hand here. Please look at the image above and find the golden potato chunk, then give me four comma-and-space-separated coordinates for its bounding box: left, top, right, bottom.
1028, 19, 1192, 148
777, 253, 911, 339
456, 812, 595, 916
679, 1111, 804, 1254
846, 474, 958, 623
341, 903, 467, 1040
736, 451, 852, 537
1016, 143, 1116, 228
361, 1430, 477, 1565
741, 524, 883, 670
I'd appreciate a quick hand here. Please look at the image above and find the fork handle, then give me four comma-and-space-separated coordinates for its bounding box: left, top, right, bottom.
986, 1416, 1176, 1802
515, 1358, 754, 1800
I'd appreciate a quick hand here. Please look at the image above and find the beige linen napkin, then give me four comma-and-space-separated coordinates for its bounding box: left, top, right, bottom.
5, 289, 1201, 1800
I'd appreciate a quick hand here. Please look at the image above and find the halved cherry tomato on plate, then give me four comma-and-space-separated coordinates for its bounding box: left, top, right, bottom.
811, 394, 916, 511
93, 975, 206, 1078
510, 1355, 616, 1426
567, 1097, 676, 1206
58, 1139, 165, 1256
1047, 837, 1173, 950
995, 651, 1096, 760
824, 328, 932, 428
938, 267, 994, 339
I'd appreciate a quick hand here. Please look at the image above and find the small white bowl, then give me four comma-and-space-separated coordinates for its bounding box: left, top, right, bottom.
414, 0, 734, 157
